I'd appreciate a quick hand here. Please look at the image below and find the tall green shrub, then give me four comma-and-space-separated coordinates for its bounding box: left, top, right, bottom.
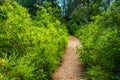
0, 1, 68, 80
76, 8, 120, 80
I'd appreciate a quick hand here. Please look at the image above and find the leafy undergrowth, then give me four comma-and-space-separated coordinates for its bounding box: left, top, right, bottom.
0, 1, 68, 80
76, 2, 120, 80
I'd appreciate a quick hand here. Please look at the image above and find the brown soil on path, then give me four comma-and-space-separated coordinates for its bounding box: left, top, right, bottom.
52, 36, 83, 80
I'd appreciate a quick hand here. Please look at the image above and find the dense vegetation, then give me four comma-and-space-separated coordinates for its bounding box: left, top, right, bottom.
75, 1, 120, 80
0, 1, 68, 80
0, 0, 120, 80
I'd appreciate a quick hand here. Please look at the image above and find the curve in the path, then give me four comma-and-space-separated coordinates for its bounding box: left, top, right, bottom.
52, 36, 82, 80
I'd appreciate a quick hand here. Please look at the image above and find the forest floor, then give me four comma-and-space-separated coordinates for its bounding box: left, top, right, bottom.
52, 36, 83, 80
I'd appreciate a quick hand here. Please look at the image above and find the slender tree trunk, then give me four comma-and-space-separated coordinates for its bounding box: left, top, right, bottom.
63, 0, 66, 14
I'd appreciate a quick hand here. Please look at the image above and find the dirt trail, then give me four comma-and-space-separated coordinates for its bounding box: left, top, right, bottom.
52, 36, 82, 80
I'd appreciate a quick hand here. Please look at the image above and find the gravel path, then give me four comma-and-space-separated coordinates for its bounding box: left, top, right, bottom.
52, 36, 82, 80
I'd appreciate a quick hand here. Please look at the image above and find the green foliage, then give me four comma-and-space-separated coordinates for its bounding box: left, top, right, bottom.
76, 8, 120, 80
66, 21, 81, 35
66, 0, 103, 35
15, 0, 38, 15
0, 1, 68, 80
0, 0, 4, 5
15, 0, 61, 17
71, 5, 88, 24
